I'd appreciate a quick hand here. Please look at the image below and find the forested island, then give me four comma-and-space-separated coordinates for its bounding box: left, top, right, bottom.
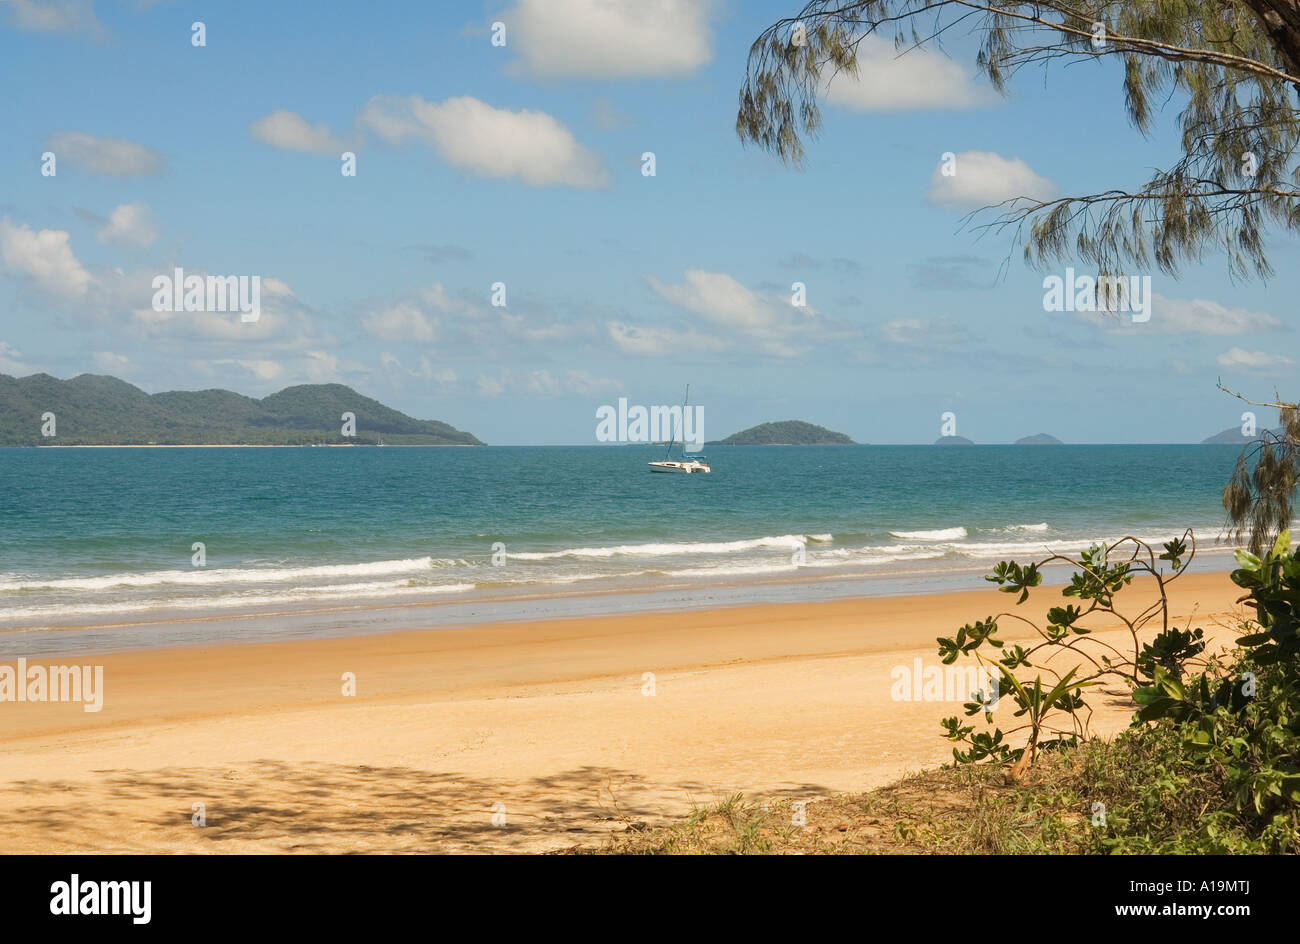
0, 373, 482, 446
708, 420, 856, 445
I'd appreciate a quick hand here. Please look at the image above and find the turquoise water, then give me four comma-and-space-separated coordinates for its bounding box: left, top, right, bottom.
0, 444, 1247, 632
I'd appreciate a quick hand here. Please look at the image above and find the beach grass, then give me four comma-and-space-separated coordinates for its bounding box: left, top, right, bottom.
593, 724, 1296, 854
589, 763, 1054, 855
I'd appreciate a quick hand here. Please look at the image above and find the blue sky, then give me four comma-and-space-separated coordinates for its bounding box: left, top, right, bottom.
1, 0, 1296, 444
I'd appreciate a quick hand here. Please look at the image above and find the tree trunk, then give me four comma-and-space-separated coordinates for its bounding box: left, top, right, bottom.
1241, 0, 1300, 81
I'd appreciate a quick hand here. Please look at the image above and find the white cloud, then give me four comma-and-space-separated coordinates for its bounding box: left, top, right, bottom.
1151, 296, 1282, 335
359, 95, 608, 189
521, 368, 621, 397
418, 282, 483, 319
96, 202, 158, 248
5, 0, 101, 34
564, 369, 621, 398
451, 367, 619, 398
607, 321, 682, 356
299, 350, 348, 381
262, 277, 294, 297
381, 352, 457, 385
500, 312, 584, 342
249, 109, 346, 154
127, 270, 328, 350
201, 351, 363, 387
0, 342, 26, 373
643, 269, 824, 356
91, 351, 132, 373
361, 283, 517, 347
502, 0, 716, 78
927, 151, 1055, 210
647, 270, 806, 332
232, 360, 285, 382
1080, 295, 1282, 335
526, 369, 562, 396
1217, 347, 1294, 370
0, 232, 339, 385
358, 282, 598, 361
380, 351, 403, 371
206, 351, 361, 387
605, 320, 726, 357
45, 131, 163, 176
363, 302, 438, 342
824, 35, 996, 111
611, 268, 861, 359
0, 217, 92, 298
882, 317, 970, 347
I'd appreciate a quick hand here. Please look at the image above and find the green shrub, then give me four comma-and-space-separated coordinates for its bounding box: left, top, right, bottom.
942, 529, 1300, 852
1132, 531, 1300, 845
937, 532, 1197, 769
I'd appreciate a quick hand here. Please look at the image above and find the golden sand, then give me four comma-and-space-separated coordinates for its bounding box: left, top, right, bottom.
0, 572, 1245, 853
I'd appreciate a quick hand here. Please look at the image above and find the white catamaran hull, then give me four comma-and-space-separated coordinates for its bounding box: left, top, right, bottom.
648, 385, 710, 474
648, 460, 710, 474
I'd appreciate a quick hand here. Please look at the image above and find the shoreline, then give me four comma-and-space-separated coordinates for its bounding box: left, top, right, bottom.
0, 572, 1247, 852
1, 547, 1242, 658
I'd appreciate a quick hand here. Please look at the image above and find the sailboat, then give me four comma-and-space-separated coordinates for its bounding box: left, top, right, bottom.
648, 385, 711, 474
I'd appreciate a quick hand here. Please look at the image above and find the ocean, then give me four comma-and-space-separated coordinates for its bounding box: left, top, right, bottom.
0, 444, 1250, 651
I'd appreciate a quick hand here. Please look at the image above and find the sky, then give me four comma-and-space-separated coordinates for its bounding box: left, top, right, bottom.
1, 0, 1297, 444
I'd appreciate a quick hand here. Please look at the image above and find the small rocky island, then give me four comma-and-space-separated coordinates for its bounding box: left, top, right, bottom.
1015, 433, 1063, 445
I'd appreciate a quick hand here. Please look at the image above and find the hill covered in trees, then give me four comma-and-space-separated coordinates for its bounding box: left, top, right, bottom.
709, 420, 855, 445
0, 374, 482, 446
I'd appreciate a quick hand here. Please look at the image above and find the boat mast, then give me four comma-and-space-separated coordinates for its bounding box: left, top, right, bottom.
667, 384, 688, 459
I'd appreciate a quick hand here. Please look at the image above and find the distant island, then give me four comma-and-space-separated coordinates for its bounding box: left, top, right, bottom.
0, 373, 482, 446
1015, 433, 1063, 445
1201, 425, 1279, 444
708, 420, 856, 445
935, 435, 974, 445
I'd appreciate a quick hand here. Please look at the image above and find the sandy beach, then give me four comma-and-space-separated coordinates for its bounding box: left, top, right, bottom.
0, 571, 1246, 853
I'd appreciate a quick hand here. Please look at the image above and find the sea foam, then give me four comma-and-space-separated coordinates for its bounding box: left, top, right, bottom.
889, 527, 968, 541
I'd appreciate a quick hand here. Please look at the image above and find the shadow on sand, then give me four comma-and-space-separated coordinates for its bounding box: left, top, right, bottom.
0, 761, 834, 853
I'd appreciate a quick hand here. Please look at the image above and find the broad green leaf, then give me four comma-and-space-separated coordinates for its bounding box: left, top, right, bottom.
1273, 529, 1292, 558
1234, 549, 1262, 570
